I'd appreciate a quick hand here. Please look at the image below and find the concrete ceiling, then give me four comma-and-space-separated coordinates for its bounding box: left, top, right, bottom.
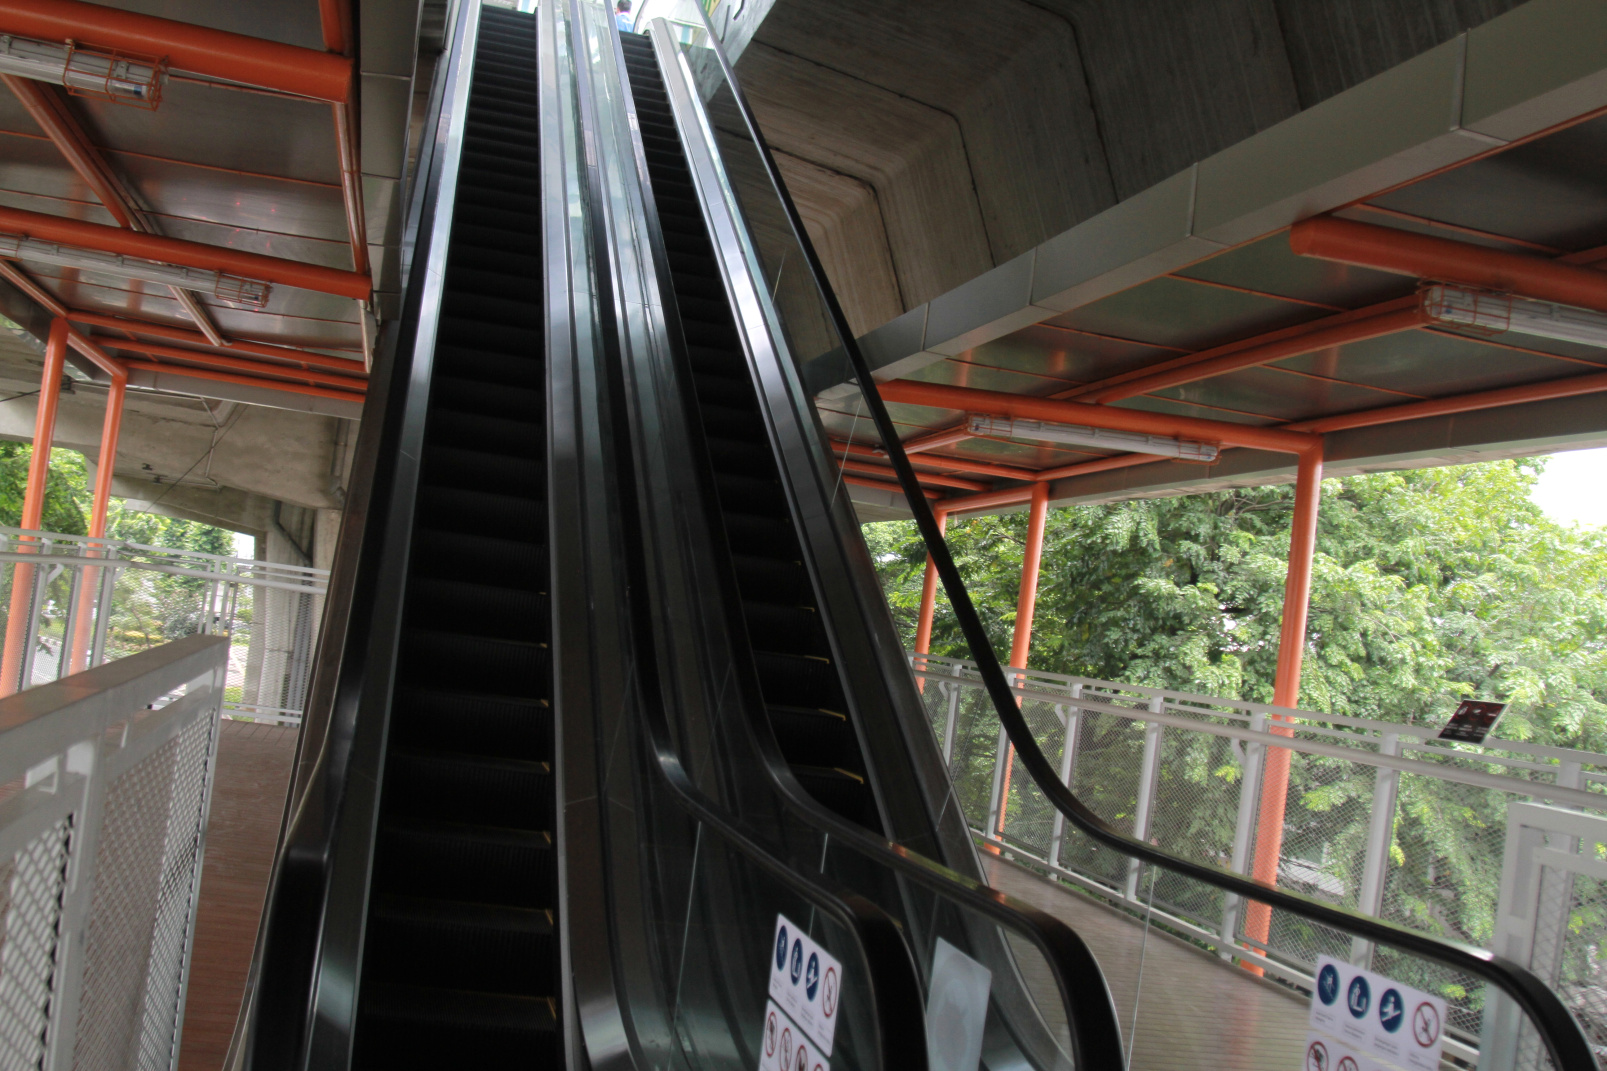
736, 0, 1526, 337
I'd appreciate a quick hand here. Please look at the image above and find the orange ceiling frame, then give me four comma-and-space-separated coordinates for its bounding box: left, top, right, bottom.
0, 0, 353, 102
94, 338, 368, 392
67, 311, 365, 374
0, 205, 371, 300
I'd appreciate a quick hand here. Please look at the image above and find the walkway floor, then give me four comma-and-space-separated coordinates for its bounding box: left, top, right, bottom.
177, 719, 298, 1071
982, 854, 1310, 1071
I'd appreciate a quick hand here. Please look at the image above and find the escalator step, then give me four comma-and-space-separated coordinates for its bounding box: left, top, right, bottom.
406, 577, 547, 642
767, 705, 858, 769
364, 896, 554, 995
427, 409, 543, 460
409, 530, 546, 586
420, 443, 543, 496
384, 749, 554, 828
414, 485, 545, 536
398, 626, 548, 689
389, 687, 551, 761
355, 984, 558, 1069
374, 819, 554, 908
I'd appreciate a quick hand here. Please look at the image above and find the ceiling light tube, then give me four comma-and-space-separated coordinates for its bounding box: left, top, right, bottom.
0, 233, 270, 306
966, 414, 1220, 463
1423, 284, 1607, 349
0, 33, 164, 106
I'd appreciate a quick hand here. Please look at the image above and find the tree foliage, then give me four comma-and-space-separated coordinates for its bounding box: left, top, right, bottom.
866, 459, 1607, 971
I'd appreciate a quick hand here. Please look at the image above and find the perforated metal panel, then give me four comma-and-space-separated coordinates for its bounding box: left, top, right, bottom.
0, 819, 71, 1071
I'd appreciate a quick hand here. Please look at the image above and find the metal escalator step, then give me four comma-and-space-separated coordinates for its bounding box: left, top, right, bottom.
441, 263, 541, 303
420, 443, 543, 495
364, 896, 555, 996
414, 484, 544, 537
446, 241, 542, 280
704, 436, 778, 477
409, 530, 546, 587
715, 471, 787, 517
752, 650, 840, 709
384, 749, 553, 829
427, 409, 544, 460
732, 554, 811, 605
452, 202, 543, 237
437, 312, 542, 355
742, 600, 822, 655
722, 512, 799, 556
454, 185, 540, 218
789, 765, 876, 825
354, 983, 558, 1069
405, 578, 548, 643
389, 687, 551, 762
693, 372, 759, 410
398, 626, 549, 690
766, 705, 858, 769
442, 289, 542, 329
697, 402, 766, 442
430, 370, 545, 415
374, 819, 553, 908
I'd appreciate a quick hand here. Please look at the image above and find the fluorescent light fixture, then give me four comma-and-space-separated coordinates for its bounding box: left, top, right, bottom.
0, 234, 271, 307
0, 34, 165, 107
1423, 285, 1607, 349
966, 415, 1220, 462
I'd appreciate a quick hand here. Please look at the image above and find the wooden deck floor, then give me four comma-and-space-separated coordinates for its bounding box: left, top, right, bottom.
982, 855, 1310, 1071
177, 719, 298, 1071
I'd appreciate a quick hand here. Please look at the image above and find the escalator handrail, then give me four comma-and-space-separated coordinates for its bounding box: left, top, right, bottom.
657, 8, 1597, 1071
622, 18, 1126, 1071
242, 3, 483, 1067
554, 6, 928, 1068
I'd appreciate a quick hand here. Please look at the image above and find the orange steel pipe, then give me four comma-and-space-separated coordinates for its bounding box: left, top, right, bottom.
835, 439, 1036, 482
903, 425, 974, 453
1244, 443, 1325, 962
1085, 304, 1430, 404
0, 261, 67, 317
65, 311, 363, 370
65, 369, 125, 675
913, 508, 949, 664
878, 380, 1316, 456
333, 98, 369, 277
0, 0, 353, 102
1, 318, 68, 695
1035, 451, 1167, 482
995, 480, 1051, 834
3, 75, 134, 228
118, 359, 365, 402
837, 458, 987, 492
842, 473, 940, 499
102, 339, 368, 390
1291, 216, 1607, 315
0, 205, 372, 301
1060, 295, 1420, 403
1291, 368, 1607, 434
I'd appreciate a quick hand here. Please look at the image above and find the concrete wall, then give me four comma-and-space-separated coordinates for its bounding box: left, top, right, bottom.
739, 0, 1527, 336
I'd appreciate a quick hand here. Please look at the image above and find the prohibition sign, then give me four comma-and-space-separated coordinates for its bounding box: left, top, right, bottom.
795, 1044, 807, 1071
821, 967, 839, 1018
1305, 1039, 1330, 1071
1412, 1002, 1442, 1048
781, 1027, 792, 1066
765, 1011, 778, 1057
1337, 1057, 1359, 1071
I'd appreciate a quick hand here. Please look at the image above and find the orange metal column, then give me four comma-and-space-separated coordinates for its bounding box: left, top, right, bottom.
65, 373, 126, 674
1243, 442, 1325, 958
912, 507, 950, 686
0, 318, 69, 695
995, 480, 1051, 834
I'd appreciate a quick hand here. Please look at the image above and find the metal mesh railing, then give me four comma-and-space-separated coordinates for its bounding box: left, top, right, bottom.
0, 528, 326, 725
0, 635, 227, 1071
914, 651, 1607, 1058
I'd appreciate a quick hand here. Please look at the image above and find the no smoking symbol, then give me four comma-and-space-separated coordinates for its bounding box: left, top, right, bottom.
1306, 1039, 1330, 1071
821, 967, 838, 1018
764, 1011, 777, 1057
1412, 1002, 1442, 1047
1337, 1057, 1359, 1071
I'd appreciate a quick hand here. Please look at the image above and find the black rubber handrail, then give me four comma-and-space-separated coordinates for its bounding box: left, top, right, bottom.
670, 9, 1597, 1070
612, 19, 1126, 1071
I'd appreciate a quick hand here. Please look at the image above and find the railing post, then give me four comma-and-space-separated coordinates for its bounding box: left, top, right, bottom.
986, 723, 1010, 839
941, 659, 962, 764
89, 549, 119, 668
1221, 709, 1268, 959
55, 562, 81, 680
1125, 695, 1166, 901
1048, 683, 1083, 874
1349, 731, 1402, 967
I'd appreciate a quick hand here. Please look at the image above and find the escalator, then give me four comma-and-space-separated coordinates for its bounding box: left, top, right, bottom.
238, 4, 1594, 1071
348, 8, 557, 1066
617, 32, 877, 831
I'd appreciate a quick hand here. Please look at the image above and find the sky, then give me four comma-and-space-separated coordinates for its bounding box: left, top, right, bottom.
1530, 446, 1607, 528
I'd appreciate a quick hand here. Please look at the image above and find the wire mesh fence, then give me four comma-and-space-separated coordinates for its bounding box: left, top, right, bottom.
913, 651, 1607, 1062
0, 527, 327, 725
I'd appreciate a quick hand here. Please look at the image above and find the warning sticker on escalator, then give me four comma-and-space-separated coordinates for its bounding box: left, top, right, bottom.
762, 1000, 829, 1071
768, 914, 843, 1055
